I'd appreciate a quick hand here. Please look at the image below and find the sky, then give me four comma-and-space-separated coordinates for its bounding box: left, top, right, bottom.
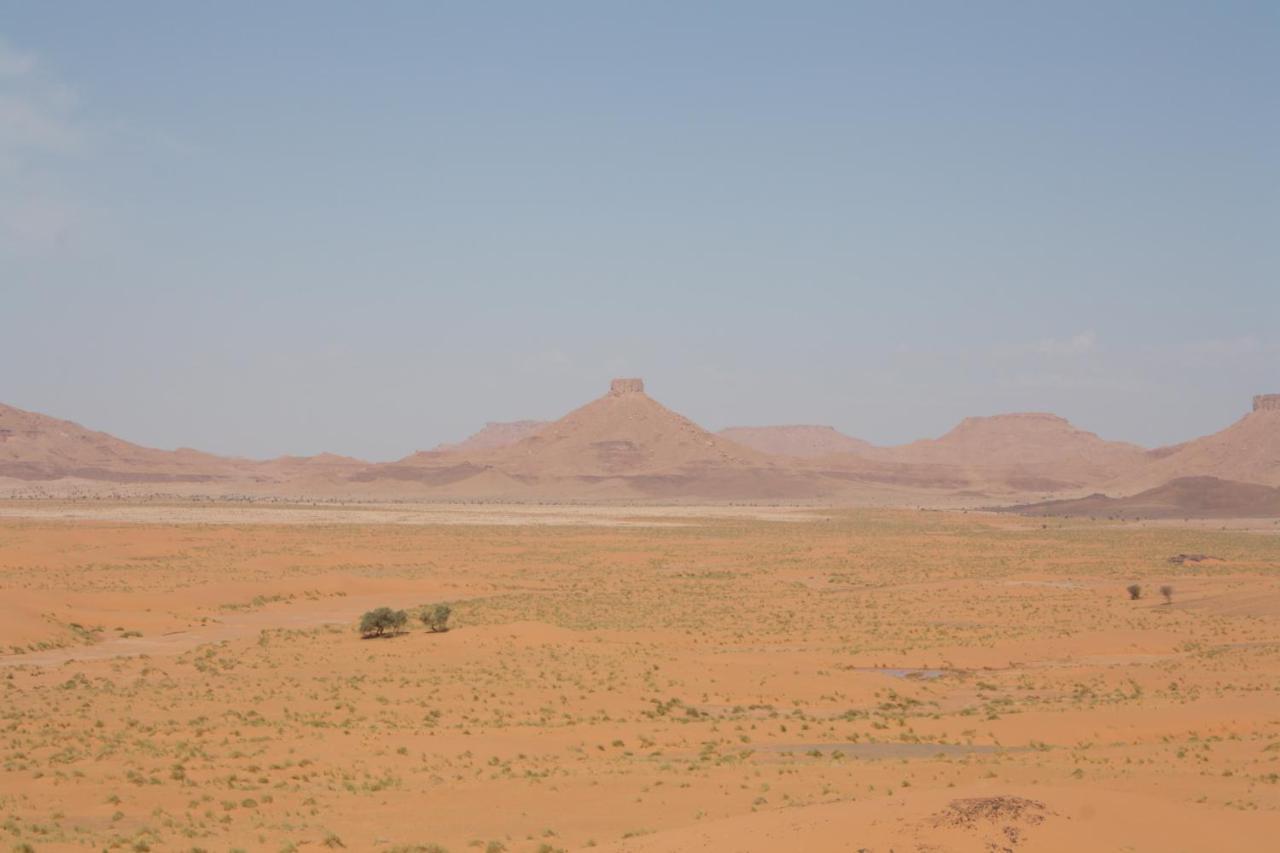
1, 1, 1277, 461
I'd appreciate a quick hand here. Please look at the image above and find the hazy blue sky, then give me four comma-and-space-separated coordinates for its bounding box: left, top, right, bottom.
2, 2, 1276, 460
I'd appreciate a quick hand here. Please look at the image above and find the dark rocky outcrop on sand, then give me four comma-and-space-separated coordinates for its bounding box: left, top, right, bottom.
997, 476, 1280, 519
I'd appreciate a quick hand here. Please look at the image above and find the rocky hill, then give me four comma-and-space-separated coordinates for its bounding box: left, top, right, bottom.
432, 420, 548, 454
4, 388, 1278, 507
718, 425, 876, 458
998, 476, 1280, 519
1110, 396, 1280, 490
0, 403, 242, 483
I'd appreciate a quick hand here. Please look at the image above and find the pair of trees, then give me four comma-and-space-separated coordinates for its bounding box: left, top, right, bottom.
1126, 584, 1174, 604
359, 603, 452, 639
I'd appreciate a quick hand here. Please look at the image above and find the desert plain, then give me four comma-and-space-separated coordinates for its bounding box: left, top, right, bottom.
0, 502, 1278, 852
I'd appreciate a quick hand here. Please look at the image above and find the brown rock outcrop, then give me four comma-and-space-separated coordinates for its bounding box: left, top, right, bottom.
610, 378, 645, 395
1254, 394, 1280, 412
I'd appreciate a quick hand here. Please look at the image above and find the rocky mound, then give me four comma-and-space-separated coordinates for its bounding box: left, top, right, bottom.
998, 476, 1280, 519
928, 795, 1054, 850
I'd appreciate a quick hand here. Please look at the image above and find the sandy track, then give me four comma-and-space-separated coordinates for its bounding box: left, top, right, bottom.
0, 595, 390, 668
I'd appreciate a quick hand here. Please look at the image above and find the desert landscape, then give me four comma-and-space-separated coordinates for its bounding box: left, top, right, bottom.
3, 381, 1280, 851
5, 3, 1275, 849
2, 500, 1280, 852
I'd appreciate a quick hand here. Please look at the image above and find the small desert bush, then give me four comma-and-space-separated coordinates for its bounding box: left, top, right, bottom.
1127, 584, 1141, 601
419, 603, 452, 633
1160, 585, 1174, 605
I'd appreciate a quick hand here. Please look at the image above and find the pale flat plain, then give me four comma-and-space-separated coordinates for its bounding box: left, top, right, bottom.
2, 503, 1280, 851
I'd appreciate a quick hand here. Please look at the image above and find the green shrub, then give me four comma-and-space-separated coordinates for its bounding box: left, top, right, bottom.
419, 603, 452, 633
359, 607, 408, 638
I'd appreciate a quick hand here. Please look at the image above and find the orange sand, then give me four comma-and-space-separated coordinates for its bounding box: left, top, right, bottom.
1, 504, 1278, 851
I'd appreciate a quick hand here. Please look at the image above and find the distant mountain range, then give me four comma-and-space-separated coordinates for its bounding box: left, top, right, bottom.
3, 381, 1278, 514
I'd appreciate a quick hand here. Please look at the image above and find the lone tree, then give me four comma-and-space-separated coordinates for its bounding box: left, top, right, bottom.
359, 607, 408, 638
1160, 585, 1174, 605
1127, 584, 1142, 601
419, 603, 452, 633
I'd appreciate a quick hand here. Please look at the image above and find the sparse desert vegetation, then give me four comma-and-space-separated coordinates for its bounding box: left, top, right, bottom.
360, 606, 409, 639
1, 503, 1279, 850
420, 603, 452, 633
4, 1, 1274, 847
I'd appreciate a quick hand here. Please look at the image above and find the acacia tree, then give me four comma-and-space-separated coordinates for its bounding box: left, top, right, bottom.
360, 607, 408, 638
419, 603, 452, 633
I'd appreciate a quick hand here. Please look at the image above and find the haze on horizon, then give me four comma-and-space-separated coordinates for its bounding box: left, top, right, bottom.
2, 2, 1276, 462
